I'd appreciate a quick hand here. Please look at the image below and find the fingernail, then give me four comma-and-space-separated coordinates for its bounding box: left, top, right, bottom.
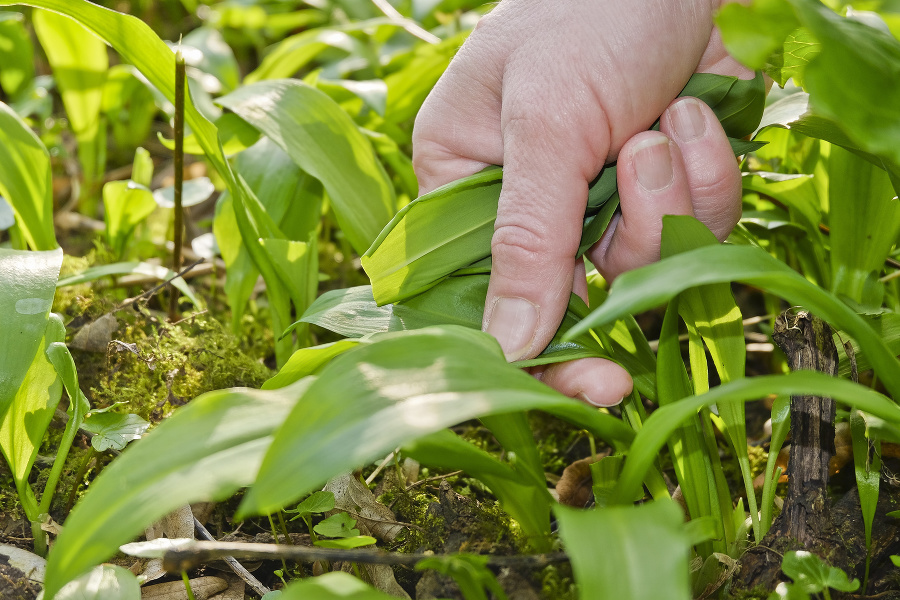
632, 136, 673, 192
670, 97, 707, 142
484, 297, 539, 361
577, 392, 625, 407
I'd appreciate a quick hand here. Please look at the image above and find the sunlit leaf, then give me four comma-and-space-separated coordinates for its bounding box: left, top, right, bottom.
54, 564, 140, 600
81, 412, 150, 452
781, 550, 860, 593
278, 571, 397, 600
555, 501, 691, 600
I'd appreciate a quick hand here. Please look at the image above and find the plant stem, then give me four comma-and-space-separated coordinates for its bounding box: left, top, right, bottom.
64, 447, 96, 515
169, 46, 186, 322
38, 395, 86, 517
182, 571, 197, 600
277, 511, 294, 545
268, 514, 290, 576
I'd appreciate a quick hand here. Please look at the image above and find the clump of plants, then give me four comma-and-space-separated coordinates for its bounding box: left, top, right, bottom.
0, 0, 899, 599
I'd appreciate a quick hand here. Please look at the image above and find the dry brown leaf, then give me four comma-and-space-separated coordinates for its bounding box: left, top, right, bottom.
209, 575, 244, 600
325, 473, 404, 541
71, 313, 118, 352
365, 563, 411, 599
141, 505, 196, 583
556, 454, 609, 508
141, 576, 228, 599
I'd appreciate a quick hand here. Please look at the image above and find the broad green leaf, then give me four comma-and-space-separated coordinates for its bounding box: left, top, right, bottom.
102, 65, 156, 150
288, 490, 335, 518
768, 582, 812, 600
610, 372, 900, 505
768, 28, 820, 88
0, 102, 56, 250
131, 147, 153, 188
159, 113, 261, 157
152, 178, 214, 208
781, 550, 860, 593
716, 0, 800, 70
102, 181, 156, 259
214, 137, 320, 335
80, 412, 150, 452
56, 261, 200, 308
314, 512, 360, 538
554, 501, 691, 600
828, 145, 900, 308
54, 564, 140, 600
217, 79, 395, 255
295, 276, 607, 368
0, 314, 64, 520
278, 572, 397, 600
263, 340, 361, 391
416, 554, 508, 600
0, 13, 34, 98
405, 426, 552, 550
314, 535, 377, 549
43, 379, 311, 597
246, 29, 370, 84
33, 9, 106, 139
33, 9, 107, 188
260, 235, 318, 345
790, 0, 900, 168
181, 27, 239, 93
238, 326, 633, 517
0, 247, 62, 420
566, 244, 900, 401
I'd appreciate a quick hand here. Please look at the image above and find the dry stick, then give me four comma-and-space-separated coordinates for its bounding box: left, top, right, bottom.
164, 540, 569, 574
112, 258, 204, 314
369, 0, 439, 44
169, 46, 186, 322
193, 519, 271, 597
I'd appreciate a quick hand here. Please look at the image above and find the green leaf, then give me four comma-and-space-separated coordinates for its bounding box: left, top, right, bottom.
152, 178, 214, 209
850, 410, 881, 552
716, 0, 800, 70
313, 512, 360, 538
761, 395, 790, 534
81, 412, 150, 452
42, 379, 310, 596
217, 79, 395, 255
102, 66, 156, 150
314, 535, 377, 549
554, 501, 691, 600
238, 326, 633, 517
102, 181, 156, 259
828, 145, 900, 308
245, 28, 369, 84
278, 572, 397, 600
0, 13, 34, 99
0, 314, 64, 520
566, 244, 900, 402
364, 73, 765, 306
295, 277, 607, 369
0, 247, 62, 420
260, 235, 318, 345
181, 27, 239, 93
263, 340, 362, 391
56, 261, 201, 308
288, 490, 335, 518
781, 550, 860, 593
0, 102, 56, 250
54, 564, 140, 600
767, 582, 812, 600
610, 372, 900, 506
416, 554, 508, 600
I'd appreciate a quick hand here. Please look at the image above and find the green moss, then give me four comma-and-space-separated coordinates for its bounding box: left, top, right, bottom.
539, 564, 577, 600
75, 312, 273, 423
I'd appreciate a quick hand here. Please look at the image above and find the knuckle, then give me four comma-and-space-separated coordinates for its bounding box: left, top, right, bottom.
491, 222, 556, 266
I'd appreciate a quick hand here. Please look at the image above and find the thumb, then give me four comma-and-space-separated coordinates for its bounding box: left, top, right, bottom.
483, 91, 609, 361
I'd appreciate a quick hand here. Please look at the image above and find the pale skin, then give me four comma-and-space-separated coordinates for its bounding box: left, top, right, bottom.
412, 0, 754, 407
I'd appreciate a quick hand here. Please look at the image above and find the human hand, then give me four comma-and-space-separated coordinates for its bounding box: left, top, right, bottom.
412, 0, 754, 406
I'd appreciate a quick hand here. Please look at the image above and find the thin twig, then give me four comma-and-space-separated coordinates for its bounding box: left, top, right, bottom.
365, 449, 397, 485
113, 258, 204, 313
193, 519, 271, 596
404, 470, 463, 492
164, 540, 568, 573
369, 0, 440, 44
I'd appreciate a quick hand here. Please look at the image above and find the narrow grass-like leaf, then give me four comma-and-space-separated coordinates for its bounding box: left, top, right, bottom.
567, 244, 900, 401
42, 380, 310, 597
102, 181, 156, 259
554, 501, 691, 600
262, 340, 361, 390
0, 102, 56, 250
761, 395, 790, 534
217, 79, 395, 255
611, 372, 900, 505
238, 326, 633, 518
0, 13, 34, 98
660, 216, 759, 540
851, 409, 881, 587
